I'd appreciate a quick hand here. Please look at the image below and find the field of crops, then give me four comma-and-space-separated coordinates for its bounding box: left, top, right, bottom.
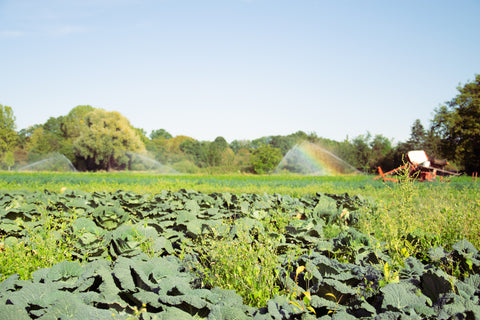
0, 172, 479, 319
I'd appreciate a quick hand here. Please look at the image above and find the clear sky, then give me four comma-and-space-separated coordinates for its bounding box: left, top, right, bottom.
1, 0, 479, 143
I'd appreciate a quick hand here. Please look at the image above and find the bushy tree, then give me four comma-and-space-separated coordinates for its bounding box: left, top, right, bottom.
432, 74, 480, 173
249, 144, 282, 174
73, 109, 145, 171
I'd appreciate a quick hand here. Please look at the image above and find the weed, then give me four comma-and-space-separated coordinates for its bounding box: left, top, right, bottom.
0, 206, 78, 281
325, 292, 342, 315
191, 221, 286, 308
288, 265, 316, 315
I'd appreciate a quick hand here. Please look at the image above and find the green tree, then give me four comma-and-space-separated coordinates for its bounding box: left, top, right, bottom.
73, 109, 145, 171
0, 105, 17, 168
270, 135, 296, 155
369, 134, 393, 171
208, 136, 228, 167
150, 129, 172, 140
62, 105, 95, 139
432, 75, 480, 173
230, 139, 251, 153
351, 133, 372, 172
180, 139, 208, 167
249, 144, 282, 174
406, 119, 427, 150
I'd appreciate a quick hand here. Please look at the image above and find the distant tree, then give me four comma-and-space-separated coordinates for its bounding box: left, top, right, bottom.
249, 144, 282, 174
406, 119, 427, 150
432, 74, 480, 173
0, 105, 17, 167
3, 151, 15, 170
351, 133, 372, 172
150, 129, 172, 140
233, 147, 251, 169
369, 134, 393, 172
180, 139, 208, 167
208, 136, 229, 166
423, 128, 442, 158
62, 105, 95, 139
270, 135, 297, 155
26, 127, 55, 155
251, 136, 272, 150
230, 140, 252, 154
32, 117, 65, 155
334, 138, 358, 169
73, 109, 145, 171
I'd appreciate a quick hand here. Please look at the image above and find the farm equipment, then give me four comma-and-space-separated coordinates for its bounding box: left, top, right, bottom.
374, 150, 459, 182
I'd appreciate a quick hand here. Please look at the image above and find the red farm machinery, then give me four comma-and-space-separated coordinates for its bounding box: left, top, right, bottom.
374, 150, 459, 182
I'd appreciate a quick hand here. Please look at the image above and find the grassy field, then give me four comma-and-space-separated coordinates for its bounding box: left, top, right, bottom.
0, 171, 376, 195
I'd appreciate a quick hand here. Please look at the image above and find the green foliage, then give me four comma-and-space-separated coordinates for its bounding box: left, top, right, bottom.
149, 128, 172, 140
249, 143, 283, 174
192, 220, 285, 308
0, 105, 17, 168
73, 108, 146, 170
0, 206, 77, 282
433, 74, 480, 173
407, 119, 427, 150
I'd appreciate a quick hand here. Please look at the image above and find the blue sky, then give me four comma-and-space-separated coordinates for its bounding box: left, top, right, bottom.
1, 0, 479, 143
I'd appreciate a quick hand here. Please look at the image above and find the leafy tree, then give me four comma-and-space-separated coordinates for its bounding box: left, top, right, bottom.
270, 135, 296, 155
73, 109, 145, 171
180, 139, 209, 167
432, 74, 480, 173
208, 137, 229, 167
249, 144, 282, 174
62, 105, 95, 139
351, 133, 372, 172
26, 127, 54, 155
0, 105, 17, 167
150, 129, 172, 140
368, 134, 393, 171
423, 128, 442, 158
230, 140, 251, 153
3, 151, 15, 170
28, 117, 66, 157
406, 119, 427, 150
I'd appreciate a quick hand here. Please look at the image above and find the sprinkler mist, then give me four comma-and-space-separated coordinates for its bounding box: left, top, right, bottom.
125, 152, 179, 174
17, 153, 77, 172
274, 141, 360, 175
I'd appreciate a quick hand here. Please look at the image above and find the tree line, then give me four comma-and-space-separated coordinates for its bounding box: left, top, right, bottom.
0, 74, 478, 174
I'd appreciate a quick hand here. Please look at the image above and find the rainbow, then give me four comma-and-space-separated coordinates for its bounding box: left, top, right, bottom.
274, 141, 359, 175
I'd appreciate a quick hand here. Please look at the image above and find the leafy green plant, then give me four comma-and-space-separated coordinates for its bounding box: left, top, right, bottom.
191, 221, 285, 308
0, 206, 78, 281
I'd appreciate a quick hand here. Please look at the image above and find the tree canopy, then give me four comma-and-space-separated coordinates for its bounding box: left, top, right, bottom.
432, 74, 480, 173
73, 108, 146, 171
0, 105, 17, 168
